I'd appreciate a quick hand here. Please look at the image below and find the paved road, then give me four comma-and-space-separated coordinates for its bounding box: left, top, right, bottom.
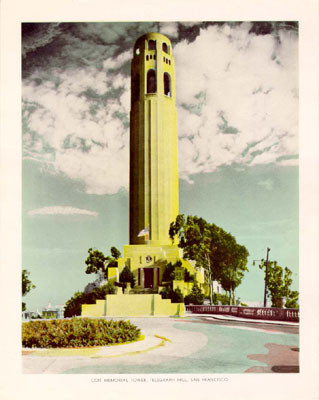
191, 314, 299, 334
22, 314, 299, 374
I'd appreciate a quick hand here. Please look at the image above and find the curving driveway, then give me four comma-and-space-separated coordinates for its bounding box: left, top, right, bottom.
22, 315, 299, 374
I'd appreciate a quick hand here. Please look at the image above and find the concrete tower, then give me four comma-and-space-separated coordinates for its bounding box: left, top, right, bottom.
111, 33, 203, 291
81, 33, 205, 316
129, 32, 179, 246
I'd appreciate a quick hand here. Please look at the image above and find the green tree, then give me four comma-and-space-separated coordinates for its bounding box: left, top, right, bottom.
170, 215, 215, 304
259, 261, 299, 308
85, 246, 121, 279
64, 291, 85, 317
169, 214, 249, 305
110, 246, 121, 260
285, 290, 299, 309
22, 269, 35, 311
119, 266, 135, 288
218, 243, 249, 304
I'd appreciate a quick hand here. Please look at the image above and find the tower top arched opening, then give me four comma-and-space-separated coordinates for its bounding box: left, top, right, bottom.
134, 32, 172, 57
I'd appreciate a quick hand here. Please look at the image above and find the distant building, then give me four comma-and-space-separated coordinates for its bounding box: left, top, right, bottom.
213, 281, 223, 294
42, 302, 65, 319
22, 310, 41, 320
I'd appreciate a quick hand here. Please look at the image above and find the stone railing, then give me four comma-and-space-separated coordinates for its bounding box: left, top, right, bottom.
185, 305, 299, 322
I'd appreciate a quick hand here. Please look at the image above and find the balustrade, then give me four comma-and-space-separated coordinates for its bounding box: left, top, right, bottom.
185, 305, 299, 322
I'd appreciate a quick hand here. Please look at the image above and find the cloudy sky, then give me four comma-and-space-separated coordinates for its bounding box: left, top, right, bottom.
22, 22, 299, 310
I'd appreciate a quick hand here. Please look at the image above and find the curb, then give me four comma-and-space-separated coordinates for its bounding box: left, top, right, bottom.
22, 334, 168, 358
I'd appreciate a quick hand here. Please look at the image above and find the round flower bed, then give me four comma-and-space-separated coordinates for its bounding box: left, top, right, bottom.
22, 318, 141, 348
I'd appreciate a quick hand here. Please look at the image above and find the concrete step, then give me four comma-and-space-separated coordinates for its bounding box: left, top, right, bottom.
129, 288, 159, 294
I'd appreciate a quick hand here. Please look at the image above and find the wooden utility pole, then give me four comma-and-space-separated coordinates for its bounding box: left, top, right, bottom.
263, 247, 271, 307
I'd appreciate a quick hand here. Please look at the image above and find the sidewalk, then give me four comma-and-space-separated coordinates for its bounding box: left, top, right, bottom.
22, 317, 208, 373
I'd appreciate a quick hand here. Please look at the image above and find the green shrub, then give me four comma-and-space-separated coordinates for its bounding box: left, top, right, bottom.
160, 286, 184, 303
22, 318, 141, 348
93, 281, 116, 297
184, 283, 205, 305
170, 288, 184, 303
64, 282, 116, 317
119, 266, 135, 288
212, 293, 230, 305
184, 270, 195, 282
162, 262, 175, 282
160, 285, 172, 299
163, 260, 193, 283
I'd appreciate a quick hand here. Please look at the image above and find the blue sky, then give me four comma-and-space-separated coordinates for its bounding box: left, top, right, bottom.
21, 22, 299, 311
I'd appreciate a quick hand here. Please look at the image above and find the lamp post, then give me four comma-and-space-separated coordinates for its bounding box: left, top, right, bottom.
253, 247, 271, 307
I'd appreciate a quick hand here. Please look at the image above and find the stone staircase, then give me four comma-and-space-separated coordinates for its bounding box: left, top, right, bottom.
129, 287, 159, 295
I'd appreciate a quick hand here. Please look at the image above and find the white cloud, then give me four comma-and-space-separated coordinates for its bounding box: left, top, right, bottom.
277, 158, 298, 167
257, 179, 274, 191
23, 23, 298, 195
102, 50, 131, 71
28, 206, 98, 216
179, 22, 203, 28
23, 61, 130, 194
174, 24, 298, 178
159, 22, 179, 38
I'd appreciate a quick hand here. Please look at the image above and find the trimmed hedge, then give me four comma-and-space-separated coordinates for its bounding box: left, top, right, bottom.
22, 318, 141, 348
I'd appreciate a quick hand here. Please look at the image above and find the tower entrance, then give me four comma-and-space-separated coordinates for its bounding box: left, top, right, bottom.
143, 268, 154, 288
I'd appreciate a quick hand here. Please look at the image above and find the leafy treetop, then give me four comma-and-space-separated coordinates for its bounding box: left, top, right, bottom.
259, 261, 299, 308
169, 214, 249, 304
22, 269, 35, 311
22, 269, 35, 296
85, 246, 121, 279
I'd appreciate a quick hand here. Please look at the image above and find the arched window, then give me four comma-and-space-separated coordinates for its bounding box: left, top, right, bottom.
163, 72, 171, 96
132, 73, 140, 102
148, 40, 156, 50
147, 69, 156, 94
162, 42, 169, 54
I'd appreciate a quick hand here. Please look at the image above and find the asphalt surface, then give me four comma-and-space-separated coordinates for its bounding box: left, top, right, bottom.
190, 314, 299, 334
22, 313, 299, 374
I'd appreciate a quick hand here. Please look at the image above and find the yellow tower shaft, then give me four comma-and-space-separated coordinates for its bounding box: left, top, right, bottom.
130, 33, 179, 245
